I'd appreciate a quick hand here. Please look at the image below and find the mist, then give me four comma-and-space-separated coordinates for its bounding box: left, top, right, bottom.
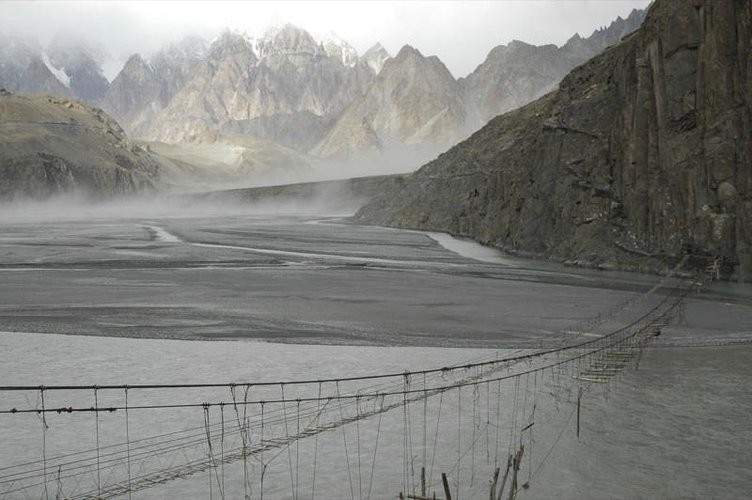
0, 181, 374, 225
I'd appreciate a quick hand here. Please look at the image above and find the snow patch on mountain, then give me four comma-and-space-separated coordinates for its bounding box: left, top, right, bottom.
40, 51, 70, 87
361, 43, 390, 74
318, 31, 359, 67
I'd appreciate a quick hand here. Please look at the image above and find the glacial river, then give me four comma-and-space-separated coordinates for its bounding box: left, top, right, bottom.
0, 202, 750, 499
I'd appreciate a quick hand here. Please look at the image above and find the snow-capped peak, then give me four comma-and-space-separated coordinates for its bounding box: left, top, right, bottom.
255, 23, 320, 59
318, 31, 359, 67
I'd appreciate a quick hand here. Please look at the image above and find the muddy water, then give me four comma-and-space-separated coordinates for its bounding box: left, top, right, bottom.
0, 210, 750, 498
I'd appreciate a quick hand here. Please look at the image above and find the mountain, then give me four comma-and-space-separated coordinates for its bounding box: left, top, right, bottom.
136, 26, 373, 146
0, 33, 110, 102
461, 8, 646, 125
5, 12, 647, 181
356, 0, 751, 281
0, 34, 71, 96
46, 33, 109, 102
101, 54, 162, 132
0, 90, 164, 199
313, 45, 469, 161
315, 11, 646, 162
319, 32, 359, 67
101, 35, 207, 133
360, 43, 390, 75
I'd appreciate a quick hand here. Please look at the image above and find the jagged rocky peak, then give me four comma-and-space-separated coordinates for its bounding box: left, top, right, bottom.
0, 33, 38, 67
152, 34, 208, 68
360, 42, 391, 74
101, 52, 162, 127
208, 31, 257, 65
562, 8, 647, 55
319, 32, 359, 67
46, 32, 109, 102
119, 53, 155, 82
313, 42, 466, 160
166, 34, 207, 60
462, 7, 648, 125
481, 39, 559, 64
387, 45, 444, 76
0, 34, 71, 96
255, 23, 320, 59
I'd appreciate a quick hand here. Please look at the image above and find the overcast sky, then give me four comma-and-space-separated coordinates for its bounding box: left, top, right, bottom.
1, 0, 651, 80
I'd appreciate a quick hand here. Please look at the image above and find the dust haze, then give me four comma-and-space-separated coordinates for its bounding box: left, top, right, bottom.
0, 181, 370, 224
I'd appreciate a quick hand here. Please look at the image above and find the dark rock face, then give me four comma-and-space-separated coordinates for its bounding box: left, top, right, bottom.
357, 0, 751, 281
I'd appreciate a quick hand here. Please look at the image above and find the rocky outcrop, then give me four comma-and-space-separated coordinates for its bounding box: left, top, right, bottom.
0, 92, 164, 199
356, 0, 752, 281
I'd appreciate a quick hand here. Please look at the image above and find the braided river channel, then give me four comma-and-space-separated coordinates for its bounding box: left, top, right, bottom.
0, 202, 750, 499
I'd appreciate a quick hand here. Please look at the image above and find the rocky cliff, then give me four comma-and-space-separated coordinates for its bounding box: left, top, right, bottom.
357, 0, 751, 281
0, 91, 164, 199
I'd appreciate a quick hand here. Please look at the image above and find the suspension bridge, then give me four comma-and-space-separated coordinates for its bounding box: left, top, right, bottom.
0, 257, 716, 499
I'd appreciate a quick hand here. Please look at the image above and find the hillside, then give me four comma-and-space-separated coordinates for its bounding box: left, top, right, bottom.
356, 0, 751, 281
0, 91, 164, 199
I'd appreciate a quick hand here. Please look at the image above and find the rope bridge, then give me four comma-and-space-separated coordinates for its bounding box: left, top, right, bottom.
0, 257, 713, 499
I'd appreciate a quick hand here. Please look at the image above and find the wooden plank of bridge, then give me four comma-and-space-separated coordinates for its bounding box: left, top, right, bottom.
420, 466, 426, 497
489, 467, 500, 500
496, 454, 513, 500
442, 473, 452, 500
507, 445, 524, 500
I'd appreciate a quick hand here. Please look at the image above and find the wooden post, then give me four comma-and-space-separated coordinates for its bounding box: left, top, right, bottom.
496, 454, 513, 500
489, 467, 500, 500
507, 445, 524, 500
442, 473, 452, 500
422, 467, 426, 497
576, 387, 582, 439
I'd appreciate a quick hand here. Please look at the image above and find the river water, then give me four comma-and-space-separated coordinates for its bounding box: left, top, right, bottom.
0, 203, 750, 499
